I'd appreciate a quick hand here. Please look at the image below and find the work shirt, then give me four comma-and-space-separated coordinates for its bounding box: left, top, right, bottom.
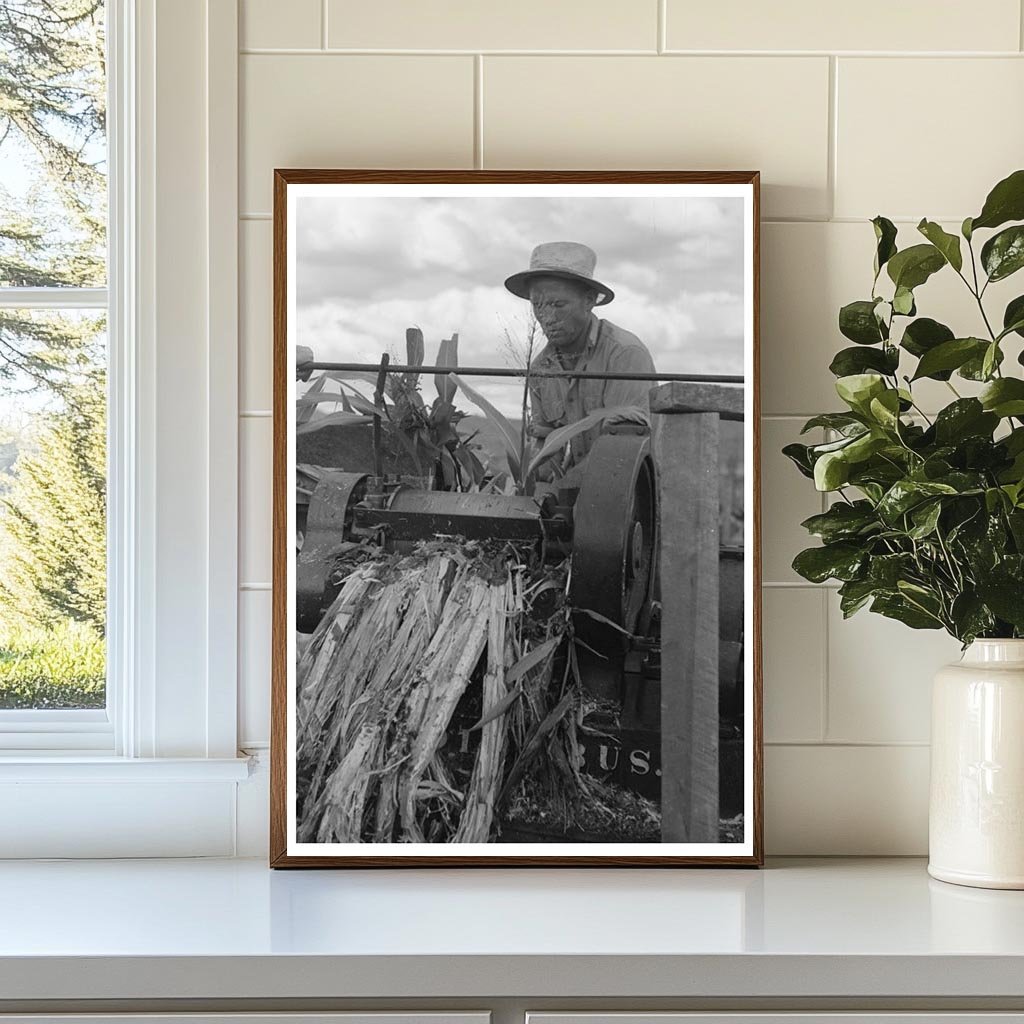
528, 314, 656, 473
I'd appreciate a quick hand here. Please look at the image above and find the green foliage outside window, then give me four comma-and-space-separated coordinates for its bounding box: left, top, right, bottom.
0, 1, 107, 708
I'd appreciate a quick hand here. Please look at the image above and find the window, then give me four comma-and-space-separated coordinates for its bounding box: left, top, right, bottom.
0, 0, 245, 856
0, 1, 110, 746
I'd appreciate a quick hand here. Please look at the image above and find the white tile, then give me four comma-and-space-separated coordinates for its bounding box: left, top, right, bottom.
239, 589, 272, 746
483, 56, 830, 220
762, 221, 1020, 416
836, 58, 1024, 221
827, 596, 962, 743
240, 55, 474, 213
666, 0, 1020, 52
241, 0, 321, 49
240, 416, 273, 586
328, 0, 656, 50
765, 744, 929, 854
762, 587, 824, 743
760, 417, 823, 584
762, 222, 850, 417
240, 219, 272, 412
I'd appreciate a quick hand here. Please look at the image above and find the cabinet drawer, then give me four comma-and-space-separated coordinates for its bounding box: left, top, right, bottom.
0, 1016, 490, 1024
528, 1016, 1024, 1024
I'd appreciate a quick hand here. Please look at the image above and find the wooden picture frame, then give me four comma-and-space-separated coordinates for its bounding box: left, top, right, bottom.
271, 170, 763, 867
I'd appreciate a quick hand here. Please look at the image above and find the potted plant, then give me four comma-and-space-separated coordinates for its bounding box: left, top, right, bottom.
785, 169, 1024, 889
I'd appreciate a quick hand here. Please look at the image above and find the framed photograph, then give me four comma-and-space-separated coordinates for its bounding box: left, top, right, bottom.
271, 170, 762, 866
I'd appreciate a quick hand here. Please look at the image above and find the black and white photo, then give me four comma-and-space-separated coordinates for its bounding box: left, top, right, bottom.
272, 171, 762, 866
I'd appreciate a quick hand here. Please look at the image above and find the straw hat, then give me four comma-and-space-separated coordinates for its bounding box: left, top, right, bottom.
504, 241, 615, 306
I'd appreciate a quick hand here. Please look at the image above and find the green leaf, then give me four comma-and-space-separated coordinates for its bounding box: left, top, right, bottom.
828, 345, 899, 378
971, 169, 1024, 232
982, 341, 1000, 381
980, 378, 1024, 418
871, 594, 944, 630
835, 373, 886, 413
844, 431, 888, 463
839, 299, 887, 345
800, 501, 879, 543
792, 542, 866, 583
976, 575, 1024, 629
892, 286, 916, 316
1003, 295, 1024, 340
982, 225, 1024, 283
872, 215, 898, 277
900, 317, 955, 364
868, 554, 915, 589
838, 578, 880, 618
908, 500, 942, 540
877, 479, 958, 523
868, 389, 901, 430
800, 412, 865, 435
911, 338, 988, 381
917, 219, 963, 272
960, 344, 1004, 381
962, 216, 974, 241
886, 243, 946, 291
814, 450, 850, 491
782, 442, 815, 478
933, 399, 999, 445
950, 593, 995, 644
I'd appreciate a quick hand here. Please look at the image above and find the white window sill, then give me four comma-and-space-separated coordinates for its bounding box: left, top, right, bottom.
0, 755, 252, 782
0, 755, 255, 857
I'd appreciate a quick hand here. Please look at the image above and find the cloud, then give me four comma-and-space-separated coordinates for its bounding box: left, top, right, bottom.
294, 192, 748, 405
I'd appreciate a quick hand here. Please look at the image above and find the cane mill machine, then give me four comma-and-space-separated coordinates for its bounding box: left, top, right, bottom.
295, 423, 744, 813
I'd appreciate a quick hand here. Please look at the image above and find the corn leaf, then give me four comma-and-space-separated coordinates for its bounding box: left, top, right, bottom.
435, 334, 459, 403
406, 326, 424, 367
296, 410, 374, 434
506, 635, 562, 685
323, 369, 380, 388
467, 684, 524, 733
296, 374, 327, 425
527, 405, 646, 477
450, 372, 522, 479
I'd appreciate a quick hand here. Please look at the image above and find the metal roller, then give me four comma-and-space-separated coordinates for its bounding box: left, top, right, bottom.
296, 470, 368, 631
569, 431, 657, 656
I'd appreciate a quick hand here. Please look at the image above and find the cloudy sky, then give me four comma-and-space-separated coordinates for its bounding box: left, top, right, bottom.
295, 194, 746, 416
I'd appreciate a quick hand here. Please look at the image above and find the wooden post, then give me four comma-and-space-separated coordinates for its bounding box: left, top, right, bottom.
651, 381, 744, 843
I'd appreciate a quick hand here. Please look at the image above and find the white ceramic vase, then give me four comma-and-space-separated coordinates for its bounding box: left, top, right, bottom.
929, 639, 1024, 889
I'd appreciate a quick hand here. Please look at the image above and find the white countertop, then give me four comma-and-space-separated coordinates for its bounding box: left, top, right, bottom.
1, 857, 1023, 1002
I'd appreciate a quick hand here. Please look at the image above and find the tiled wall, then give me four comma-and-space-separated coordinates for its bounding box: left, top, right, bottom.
236, 0, 1024, 854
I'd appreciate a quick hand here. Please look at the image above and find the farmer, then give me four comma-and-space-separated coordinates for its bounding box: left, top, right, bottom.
504, 241, 656, 485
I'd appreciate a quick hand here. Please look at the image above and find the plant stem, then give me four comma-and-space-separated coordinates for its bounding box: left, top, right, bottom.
517, 319, 537, 492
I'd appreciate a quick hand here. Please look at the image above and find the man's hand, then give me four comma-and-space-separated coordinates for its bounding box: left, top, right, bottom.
603, 405, 651, 430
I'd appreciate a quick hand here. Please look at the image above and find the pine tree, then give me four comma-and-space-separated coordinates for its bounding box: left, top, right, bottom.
0, 2, 107, 645
0, 372, 106, 632
0, 0, 106, 395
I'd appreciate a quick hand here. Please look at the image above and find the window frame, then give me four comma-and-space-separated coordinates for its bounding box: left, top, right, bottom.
0, 4, 116, 749
0, 0, 247, 859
